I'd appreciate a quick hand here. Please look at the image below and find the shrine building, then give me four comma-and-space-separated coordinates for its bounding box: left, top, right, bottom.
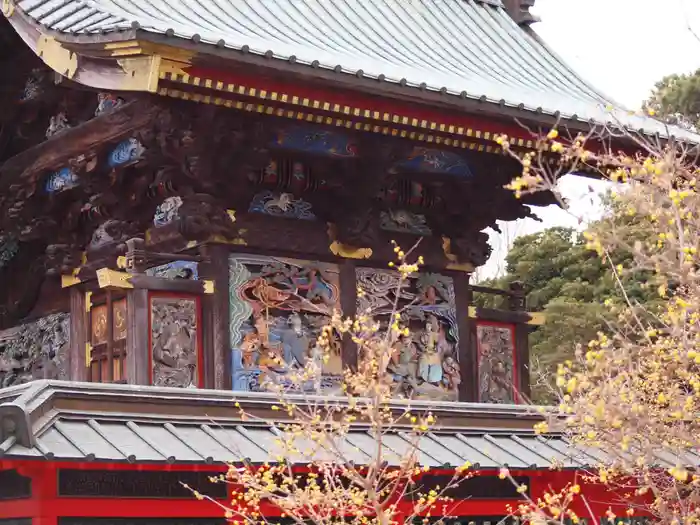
0, 1, 690, 524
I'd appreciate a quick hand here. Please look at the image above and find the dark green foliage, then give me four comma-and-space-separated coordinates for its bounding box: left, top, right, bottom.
644, 70, 700, 129
477, 202, 659, 403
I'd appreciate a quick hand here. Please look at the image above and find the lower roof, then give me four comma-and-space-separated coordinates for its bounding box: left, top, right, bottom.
7, 0, 697, 142
1, 380, 697, 469
2, 414, 594, 469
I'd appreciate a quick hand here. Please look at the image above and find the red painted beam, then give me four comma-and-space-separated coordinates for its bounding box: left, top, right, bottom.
0, 459, 651, 520
180, 66, 555, 142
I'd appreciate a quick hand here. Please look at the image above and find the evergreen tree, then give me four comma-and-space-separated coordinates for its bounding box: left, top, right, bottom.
477, 201, 659, 402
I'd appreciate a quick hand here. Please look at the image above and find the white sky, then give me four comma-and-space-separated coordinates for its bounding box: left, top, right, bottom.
477, 0, 700, 280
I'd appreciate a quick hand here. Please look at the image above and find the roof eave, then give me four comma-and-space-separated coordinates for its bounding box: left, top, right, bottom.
20, 17, 588, 136
3, 8, 157, 93
133, 30, 587, 133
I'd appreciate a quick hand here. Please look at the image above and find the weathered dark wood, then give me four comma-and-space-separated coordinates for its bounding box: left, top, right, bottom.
453, 272, 476, 402
469, 285, 514, 297
515, 323, 531, 402
127, 274, 210, 294
199, 244, 230, 390
106, 290, 114, 382
473, 307, 531, 324
0, 99, 159, 187
338, 260, 358, 371
126, 289, 149, 385
223, 215, 458, 271
69, 287, 88, 382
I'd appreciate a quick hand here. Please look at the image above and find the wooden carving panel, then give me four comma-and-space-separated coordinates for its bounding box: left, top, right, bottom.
476, 322, 517, 404
356, 268, 460, 401
150, 295, 199, 388
229, 254, 342, 393
0, 312, 70, 387
112, 299, 127, 341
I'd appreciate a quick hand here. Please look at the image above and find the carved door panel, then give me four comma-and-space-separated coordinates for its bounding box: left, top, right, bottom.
87, 292, 127, 382
475, 321, 518, 404
148, 293, 202, 388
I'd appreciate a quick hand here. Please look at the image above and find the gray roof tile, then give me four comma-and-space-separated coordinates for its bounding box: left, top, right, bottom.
3, 414, 615, 470
10, 0, 698, 141
1, 381, 697, 470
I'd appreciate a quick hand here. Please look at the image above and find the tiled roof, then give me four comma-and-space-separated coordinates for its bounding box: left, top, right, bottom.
10, 0, 698, 141
1, 380, 699, 469
2, 416, 600, 468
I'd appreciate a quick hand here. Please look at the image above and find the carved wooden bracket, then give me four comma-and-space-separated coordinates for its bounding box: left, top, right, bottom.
441, 237, 475, 273
327, 223, 372, 259
96, 268, 214, 295
0, 99, 160, 188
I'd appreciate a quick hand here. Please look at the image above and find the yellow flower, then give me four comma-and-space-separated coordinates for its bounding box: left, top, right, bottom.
547, 129, 559, 140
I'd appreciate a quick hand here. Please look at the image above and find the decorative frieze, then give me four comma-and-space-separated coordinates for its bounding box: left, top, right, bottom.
356, 268, 460, 401
150, 296, 199, 388
0, 312, 70, 388
476, 322, 517, 404
229, 254, 342, 393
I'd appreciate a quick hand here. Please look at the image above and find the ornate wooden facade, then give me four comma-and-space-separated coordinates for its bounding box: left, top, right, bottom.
0, 10, 553, 404
0, 1, 679, 523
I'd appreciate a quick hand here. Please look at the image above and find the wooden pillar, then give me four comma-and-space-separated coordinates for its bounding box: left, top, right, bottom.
453, 272, 476, 402
69, 288, 88, 382
126, 289, 150, 385
34, 463, 57, 525
200, 244, 231, 390
339, 260, 358, 371
509, 282, 531, 401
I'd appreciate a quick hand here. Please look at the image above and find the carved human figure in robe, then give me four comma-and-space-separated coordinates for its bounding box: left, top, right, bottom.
388, 334, 419, 396
418, 315, 443, 385
442, 355, 461, 393
282, 312, 310, 367
240, 328, 261, 369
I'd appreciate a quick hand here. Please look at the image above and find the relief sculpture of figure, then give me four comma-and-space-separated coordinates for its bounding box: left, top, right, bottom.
488, 360, 512, 402
387, 334, 419, 396
230, 255, 342, 393
249, 316, 284, 387
356, 268, 460, 401
282, 312, 310, 368
151, 300, 197, 388
442, 356, 461, 394
240, 325, 262, 369
153, 319, 197, 388
477, 326, 515, 403
418, 315, 443, 385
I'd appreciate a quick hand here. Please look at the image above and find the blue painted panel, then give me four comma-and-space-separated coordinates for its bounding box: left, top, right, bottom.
248, 191, 316, 220
271, 127, 357, 157
108, 138, 145, 168
399, 148, 474, 177
147, 260, 199, 280
45, 167, 79, 193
